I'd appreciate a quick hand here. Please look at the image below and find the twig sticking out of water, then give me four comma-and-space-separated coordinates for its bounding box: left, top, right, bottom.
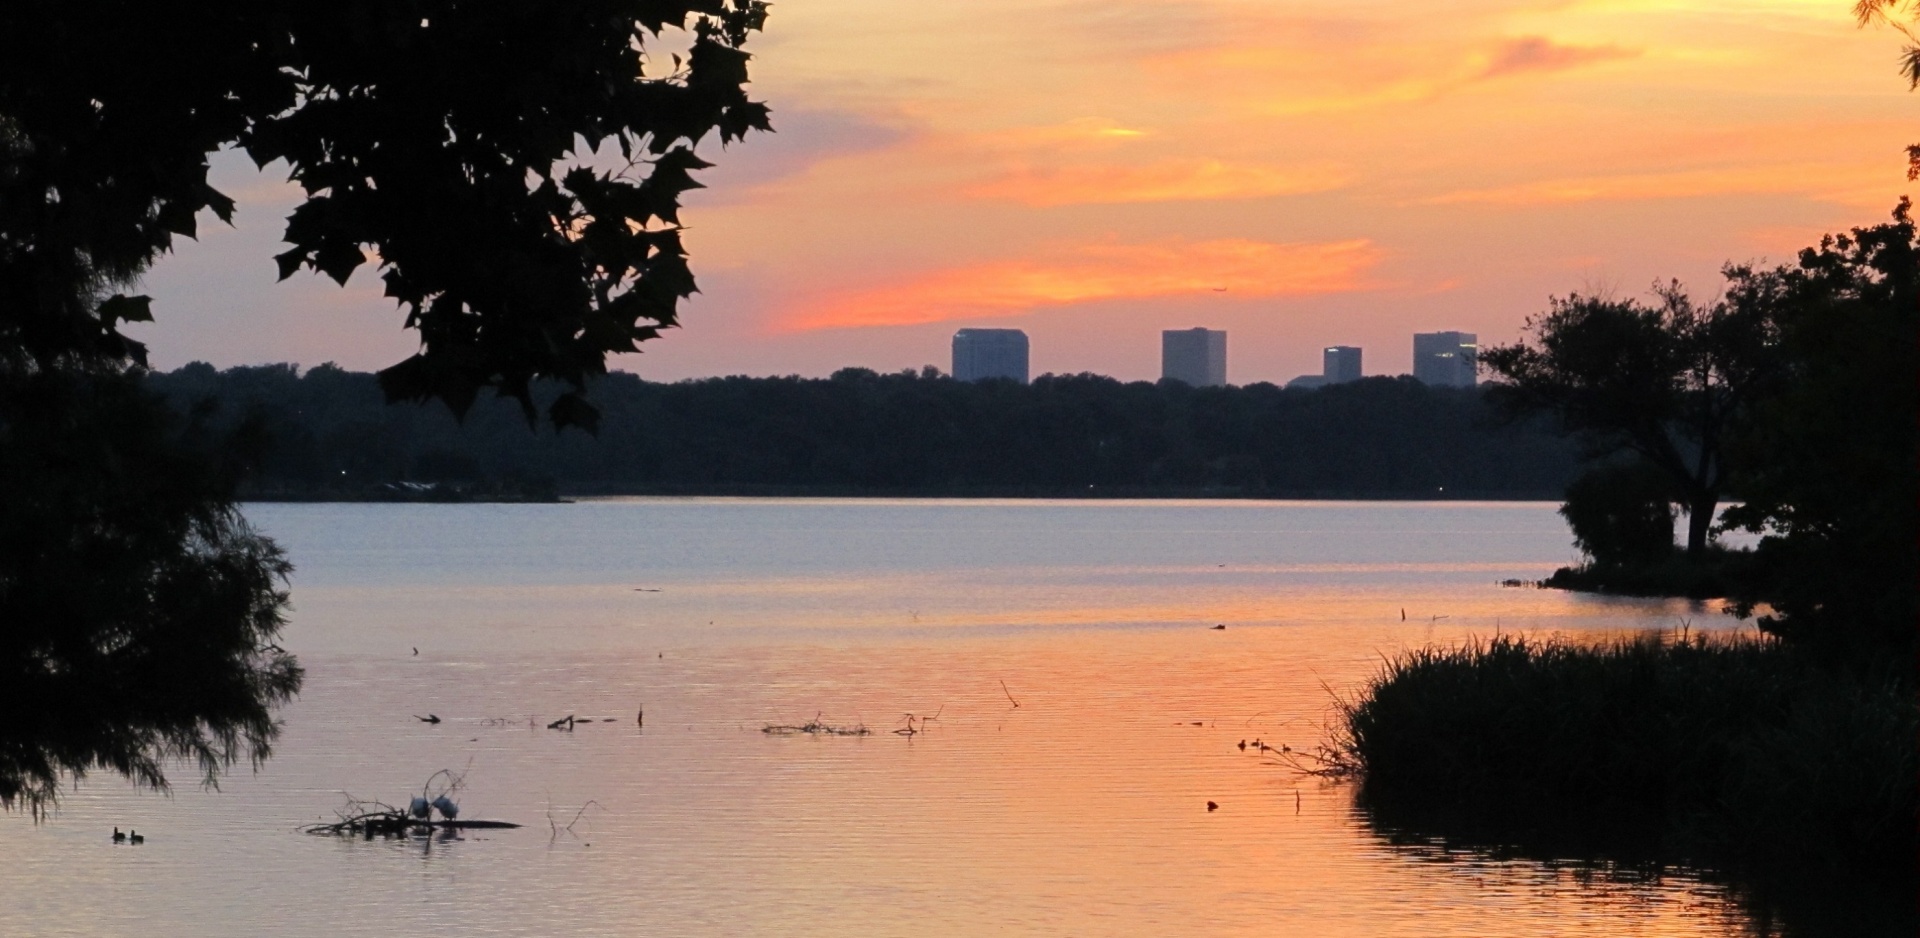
1262, 744, 1356, 778
762, 714, 871, 736
893, 706, 943, 736
547, 799, 602, 844
1000, 680, 1021, 709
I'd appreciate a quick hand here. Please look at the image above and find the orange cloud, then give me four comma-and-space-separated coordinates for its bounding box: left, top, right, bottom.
966, 117, 1152, 149
1477, 36, 1639, 79
779, 238, 1381, 332
1421, 162, 1895, 206
1142, 33, 1641, 115
963, 160, 1350, 206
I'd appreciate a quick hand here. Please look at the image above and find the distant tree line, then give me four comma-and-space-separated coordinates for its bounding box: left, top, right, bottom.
146, 364, 1582, 499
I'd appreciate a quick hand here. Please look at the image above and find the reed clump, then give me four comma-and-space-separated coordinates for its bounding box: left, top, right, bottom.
1329, 632, 1917, 885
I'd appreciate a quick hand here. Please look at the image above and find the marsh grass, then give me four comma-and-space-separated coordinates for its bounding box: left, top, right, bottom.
1329, 632, 1917, 888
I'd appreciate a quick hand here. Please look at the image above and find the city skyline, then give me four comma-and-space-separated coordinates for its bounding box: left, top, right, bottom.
932, 326, 1474, 388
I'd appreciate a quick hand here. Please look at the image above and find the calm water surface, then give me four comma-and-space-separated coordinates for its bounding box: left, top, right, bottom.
2, 500, 1763, 937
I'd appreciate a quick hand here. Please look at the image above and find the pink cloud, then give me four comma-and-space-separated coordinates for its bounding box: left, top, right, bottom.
1478, 36, 1639, 79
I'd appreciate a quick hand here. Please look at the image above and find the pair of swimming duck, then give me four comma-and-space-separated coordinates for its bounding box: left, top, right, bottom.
110, 827, 144, 845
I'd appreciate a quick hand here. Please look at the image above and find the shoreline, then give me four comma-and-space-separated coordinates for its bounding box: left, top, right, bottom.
240, 485, 1569, 504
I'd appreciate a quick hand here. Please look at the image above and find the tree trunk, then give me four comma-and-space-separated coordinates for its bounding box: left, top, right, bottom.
1685, 494, 1716, 557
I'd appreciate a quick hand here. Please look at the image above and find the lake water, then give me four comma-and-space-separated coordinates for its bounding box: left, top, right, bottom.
0, 499, 1769, 937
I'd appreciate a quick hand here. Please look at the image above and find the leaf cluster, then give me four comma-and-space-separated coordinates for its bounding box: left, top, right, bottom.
1854, 0, 1920, 178
0, 0, 770, 429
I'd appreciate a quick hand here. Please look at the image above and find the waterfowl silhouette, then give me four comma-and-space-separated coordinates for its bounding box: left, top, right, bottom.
128, 830, 144, 845
1206, 801, 1219, 811
415, 714, 441, 724
111, 827, 125, 843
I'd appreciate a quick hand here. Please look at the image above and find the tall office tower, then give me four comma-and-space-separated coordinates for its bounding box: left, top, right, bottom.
1323, 346, 1363, 384
1412, 331, 1478, 388
952, 328, 1031, 383
1162, 328, 1227, 387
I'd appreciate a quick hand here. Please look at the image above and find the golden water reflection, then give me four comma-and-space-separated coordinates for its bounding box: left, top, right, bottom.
0, 501, 1781, 936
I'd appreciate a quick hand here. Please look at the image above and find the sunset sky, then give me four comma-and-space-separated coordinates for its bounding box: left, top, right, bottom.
136, 0, 1913, 385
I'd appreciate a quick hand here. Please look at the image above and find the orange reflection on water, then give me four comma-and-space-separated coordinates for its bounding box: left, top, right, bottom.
0, 501, 1773, 937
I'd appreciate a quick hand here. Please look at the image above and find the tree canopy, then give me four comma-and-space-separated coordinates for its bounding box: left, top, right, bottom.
0, 1, 767, 809
1479, 281, 1776, 557
0, 367, 301, 815
0, 0, 769, 428
1485, 207, 1918, 663
1720, 208, 1919, 662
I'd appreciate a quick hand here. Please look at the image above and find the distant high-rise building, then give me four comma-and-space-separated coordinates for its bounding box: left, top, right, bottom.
952, 328, 1030, 383
1323, 346, 1363, 384
1288, 344, 1362, 389
1412, 331, 1478, 388
1162, 328, 1227, 387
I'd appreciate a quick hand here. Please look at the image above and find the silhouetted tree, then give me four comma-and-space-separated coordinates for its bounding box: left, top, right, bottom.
0, 1, 766, 807
1721, 207, 1919, 663
0, 0, 769, 427
1559, 461, 1677, 568
1480, 282, 1777, 557
0, 367, 302, 815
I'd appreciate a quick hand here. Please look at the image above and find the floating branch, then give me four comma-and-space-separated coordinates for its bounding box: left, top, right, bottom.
301, 802, 523, 837
762, 714, 870, 736
302, 768, 521, 837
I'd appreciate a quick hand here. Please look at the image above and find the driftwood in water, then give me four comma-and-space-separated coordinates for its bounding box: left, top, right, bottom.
762, 714, 870, 736
303, 766, 519, 837
302, 811, 523, 837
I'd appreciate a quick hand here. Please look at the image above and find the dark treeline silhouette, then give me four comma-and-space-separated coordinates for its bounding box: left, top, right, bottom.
148, 363, 1581, 499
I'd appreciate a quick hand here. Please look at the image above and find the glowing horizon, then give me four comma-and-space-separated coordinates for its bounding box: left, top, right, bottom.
137, 0, 1914, 383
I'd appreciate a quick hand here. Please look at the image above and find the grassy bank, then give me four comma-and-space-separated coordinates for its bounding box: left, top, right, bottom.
1325, 633, 1916, 893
